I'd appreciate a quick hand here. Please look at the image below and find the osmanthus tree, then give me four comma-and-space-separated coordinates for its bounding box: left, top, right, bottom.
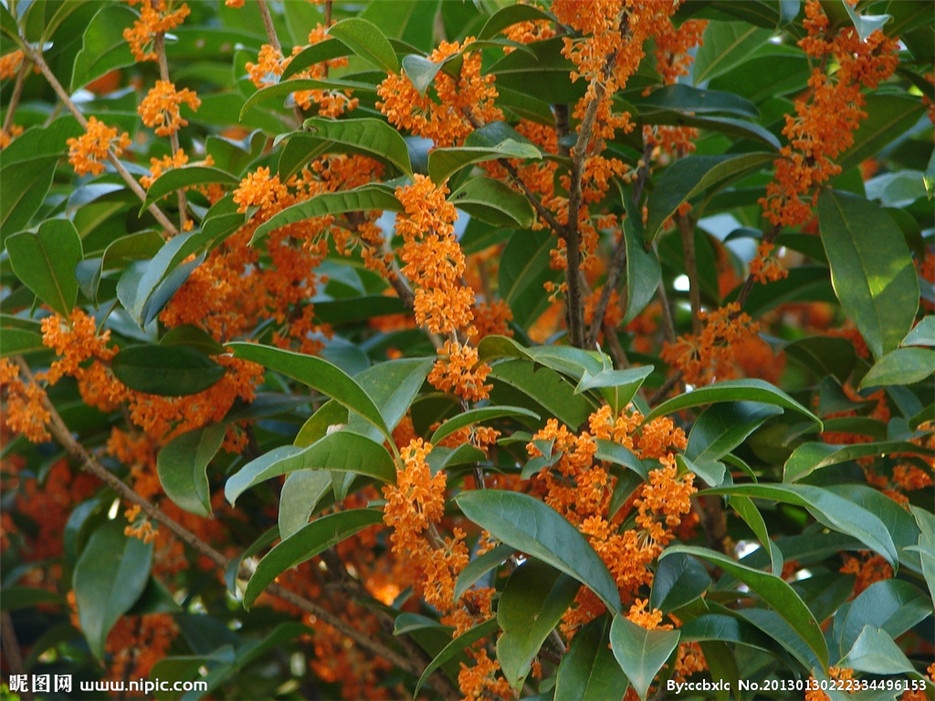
0, 0, 933, 699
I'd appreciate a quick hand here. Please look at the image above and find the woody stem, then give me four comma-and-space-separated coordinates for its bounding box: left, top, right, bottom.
154, 32, 189, 230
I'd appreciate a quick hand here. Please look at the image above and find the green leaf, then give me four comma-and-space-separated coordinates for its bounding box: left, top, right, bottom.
610, 615, 679, 701
351, 357, 434, 437
157, 423, 226, 517
783, 336, 856, 383
478, 3, 554, 40
838, 94, 926, 172
575, 366, 654, 414
278, 470, 333, 540
623, 221, 661, 323
6, 220, 82, 317
650, 552, 712, 613
0, 2, 19, 43
645, 153, 775, 241
228, 342, 390, 439
646, 379, 821, 426
327, 17, 399, 73
662, 545, 828, 668
497, 561, 579, 689
784, 440, 932, 483
281, 38, 351, 80
707, 484, 898, 568
556, 617, 629, 701
401, 54, 445, 95
159, 325, 226, 355
0, 587, 64, 612
730, 496, 784, 576
902, 316, 935, 347
225, 431, 394, 505
692, 22, 773, 84
73, 520, 153, 659
300, 117, 412, 176
413, 619, 499, 697
0, 328, 45, 357
428, 141, 542, 185
70, 4, 136, 91
498, 229, 563, 330
454, 543, 514, 601
239, 77, 378, 120
111, 345, 225, 396
636, 84, 759, 119
842, 626, 914, 675
243, 509, 384, 609
488, 358, 595, 429
860, 348, 935, 388
430, 406, 539, 444
143, 167, 239, 211
841, 1, 891, 42
449, 177, 535, 228
488, 38, 581, 104
455, 490, 620, 614
250, 184, 401, 244
818, 190, 919, 360
686, 402, 783, 464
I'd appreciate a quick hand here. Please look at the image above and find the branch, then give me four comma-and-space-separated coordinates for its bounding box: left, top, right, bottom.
734, 223, 782, 310
256, 0, 304, 126
11, 357, 458, 699
25, 49, 179, 236
2, 57, 28, 135
154, 33, 189, 231
677, 208, 702, 335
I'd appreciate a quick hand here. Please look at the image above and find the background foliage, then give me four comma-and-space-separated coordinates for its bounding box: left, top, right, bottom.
1, 0, 933, 699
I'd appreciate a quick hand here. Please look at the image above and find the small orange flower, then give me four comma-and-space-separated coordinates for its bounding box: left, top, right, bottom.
427, 340, 492, 402
66, 116, 132, 176
123, 1, 191, 62
0, 49, 24, 80
138, 80, 200, 136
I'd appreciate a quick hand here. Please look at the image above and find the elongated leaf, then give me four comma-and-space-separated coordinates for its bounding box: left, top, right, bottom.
278, 470, 333, 540
456, 490, 620, 613
143, 167, 239, 210
240, 77, 378, 119
650, 552, 712, 613
707, 484, 898, 567
730, 496, 784, 576
157, 423, 226, 517
430, 406, 539, 444
686, 402, 783, 464
243, 509, 384, 609
860, 348, 935, 388
327, 17, 398, 73
646, 379, 821, 426
0, 328, 45, 357
111, 345, 225, 396
623, 221, 661, 323
902, 316, 935, 347
454, 544, 514, 601
497, 561, 579, 689
413, 619, 499, 697
498, 229, 562, 330
784, 440, 932, 483
556, 617, 629, 701
610, 615, 679, 701
428, 141, 542, 185
488, 38, 581, 104
73, 520, 153, 659
645, 153, 774, 240
693, 22, 773, 83
662, 545, 828, 668
842, 626, 914, 675
636, 84, 758, 119
449, 177, 535, 228
488, 358, 595, 429
401, 54, 445, 94
228, 342, 390, 438
6, 220, 82, 317
575, 366, 653, 414
226, 432, 393, 505
250, 184, 401, 244
832, 579, 931, 659
70, 4, 135, 91
281, 38, 351, 80
478, 3, 554, 40
818, 190, 918, 360
300, 117, 412, 176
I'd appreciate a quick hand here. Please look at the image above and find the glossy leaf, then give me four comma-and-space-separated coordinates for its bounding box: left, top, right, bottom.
70, 4, 136, 91
498, 229, 563, 330
478, 3, 554, 40
401, 54, 445, 94
430, 406, 539, 444
449, 177, 535, 228
453, 544, 514, 601
818, 190, 918, 359
860, 347, 935, 388
157, 423, 226, 517
278, 470, 333, 540
686, 401, 783, 464
831, 579, 931, 659
111, 345, 225, 396
610, 615, 679, 701
488, 358, 595, 429
575, 366, 653, 414
692, 22, 773, 83
243, 509, 384, 609
300, 117, 412, 176
841, 625, 915, 675
784, 440, 932, 483
73, 520, 153, 659
456, 490, 620, 613
228, 342, 390, 438
623, 221, 661, 323
143, 167, 239, 210
556, 617, 629, 701
428, 141, 542, 185
413, 619, 499, 697
225, 431, 394, 505
327, 17, 399, 73
497, 561, 578, 689
6, 220, 82, 317
902, 316, 935, 347
650, 551, 712, 613
0, 328, 45, 357
662, 545, 828, 668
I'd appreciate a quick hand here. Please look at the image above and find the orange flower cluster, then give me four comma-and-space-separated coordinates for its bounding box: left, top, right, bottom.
378, 39, 502, 147
138, 80, 200, 136
140, 148, 189, 189
123, 0, 191, 63
749, 241, 788, 284
805, 666, 855, 701
528, 404, 694, 636
761, 0, 899, 227
0, 49, 24, 80
0, 358, 52, 442
840, 552, 893, 595
106, 613, 178, 690
899, 663, 935, 701
0, 124, 23, 149
66, 116, 132, 176
427, 340, 492, 402
661, 303, 762, 386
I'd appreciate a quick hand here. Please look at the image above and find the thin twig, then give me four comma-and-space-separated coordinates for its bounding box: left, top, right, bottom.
256, 0, 305, 126
734, 223, 782, 310
2, 57, 28, 134
677, 209, 702, 335
26, 50, 179, 236
154, 33, 188, 231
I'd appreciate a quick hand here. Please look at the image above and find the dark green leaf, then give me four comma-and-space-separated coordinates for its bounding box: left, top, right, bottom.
902, 316, 935, 347
623, 221, 661, 323
488, 38, 582, 104
351, 357, 434, 436
225, 431, 394, 505
783, 336, 857, 383
730, 495, 784, 576
842, 626, 915, 675
6, 220, 82, 317
228, 342, 390, 438
239, 77, 378, 120
157, 423, 226, 517
159, 325, 226, 355
636, 84, 758, 119
250, 184, 401, 244
430, 406, 539, 444
281, 38, 350, 80
413, 619, 499, 697
478, 3, 554, 40
488, 358, 595, 429
645, 153, 775, 241
686, 402, 783, 464
610, 615, 679, 701
0, 328, 45, 357
143, 167, 239, 211
662, 545, 828, 668
784, 440, 932, 483
0, 587, 63, 612
73, 520, 153, 659
327, 17, 399, 73
692, 22, 773, 83
498, 229, 563, 330
243, 509, 384, 609
278, 470, 333, 540
300, 117, 412, 176
838, 95, 926, 172
454, 543, 514, 601
70, 4, 135, 91
401, 54, 444, 95
556, 617, 629, 701
111, 345, 225, 396
860, 348, 935, 388
497, 561, 579, 689
456, 490, 620, 613
428, 141, 541, 185
575, 366, 654, 414
831, 579, 931, 659
650, 552, 712, 613
449, 177, 535, 228
818, 190, 918, 360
